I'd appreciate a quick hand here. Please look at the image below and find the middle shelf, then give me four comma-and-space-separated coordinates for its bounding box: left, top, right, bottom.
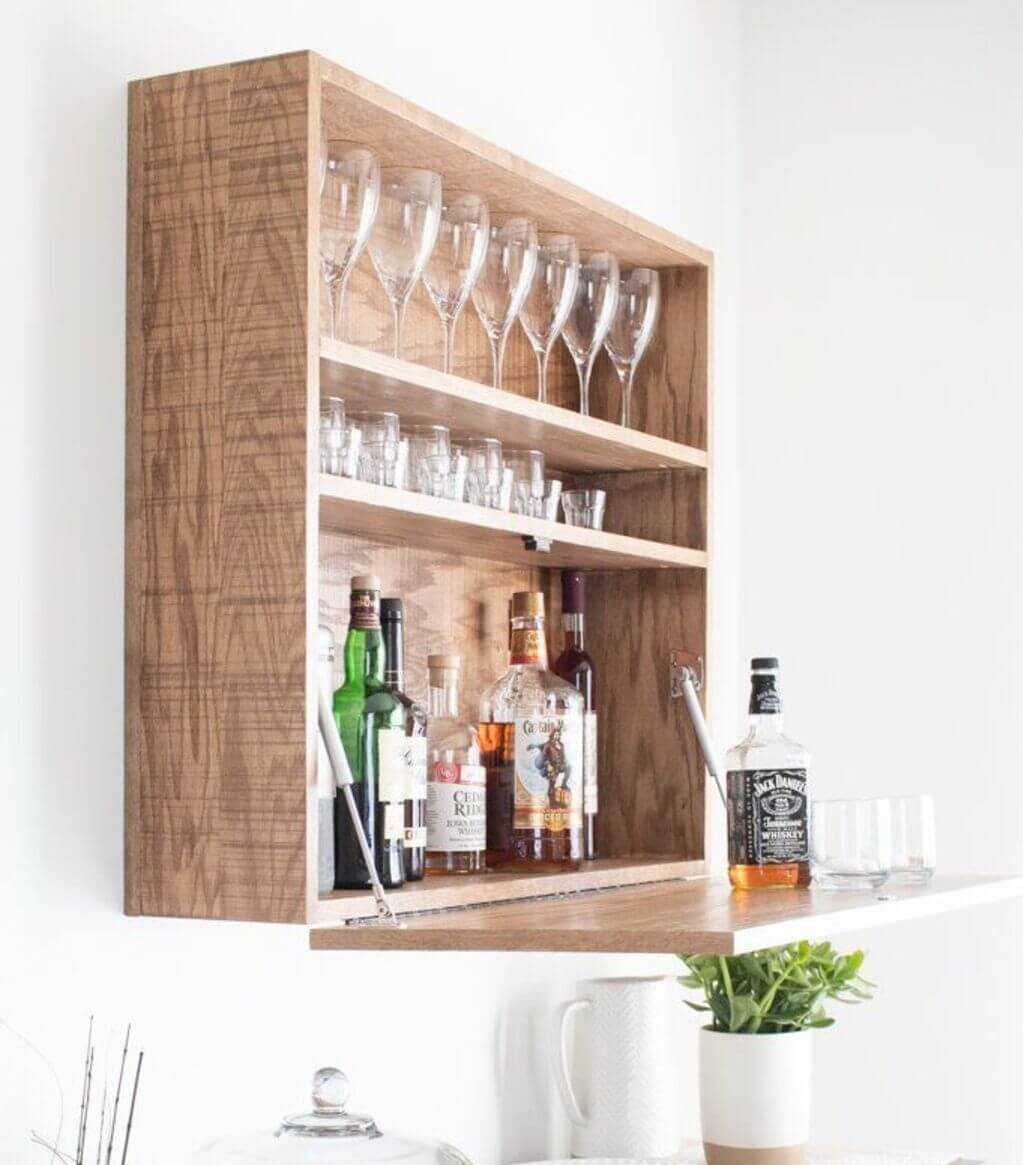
319, 474, 708, 570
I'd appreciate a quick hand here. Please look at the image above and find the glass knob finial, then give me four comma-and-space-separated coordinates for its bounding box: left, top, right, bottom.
312, 1067, 349, 1113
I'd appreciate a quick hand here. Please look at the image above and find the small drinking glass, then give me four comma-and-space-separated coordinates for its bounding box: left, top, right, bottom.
369, 168, 443, 359
445, 447, 470, 502
353, 410, 401, 487
463, 437, 504, 508
408, 424, 453, 497
562, 251, 619, 416
340, 424, 363, 478
504, 449, 545, 516
561, 488, 607, 529
423, 192, 490, 374
319, 141, 380, 341
605, 268, 661, 428
812, 798, 892, 890
885, 795, 936, 884
471, 217, 538, 389
538, 479, 563, 521
520, 233, 579, 403
319, 396, 346, 475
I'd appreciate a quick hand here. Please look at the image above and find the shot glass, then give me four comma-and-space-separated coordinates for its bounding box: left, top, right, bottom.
353, 411, 401, 487
561, 488, 607, 529
538, 479, 563, 521
445, 448, 469, 501
409, 424, 453, 497
504, 449, 545, 516
340, 423, 362, 478
811, 798, 892, 890
319, 396, 346, 476
885, 794, 936, 884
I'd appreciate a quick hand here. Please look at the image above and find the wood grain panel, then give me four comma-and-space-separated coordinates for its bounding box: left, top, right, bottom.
125, 53, 314, 922
309, 875, 1023, 953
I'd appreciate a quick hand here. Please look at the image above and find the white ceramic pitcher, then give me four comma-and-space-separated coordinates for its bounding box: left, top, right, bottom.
551, 976, 684, 1158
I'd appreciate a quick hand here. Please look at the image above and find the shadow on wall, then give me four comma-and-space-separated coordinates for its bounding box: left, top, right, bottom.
494, 987, 560, 1161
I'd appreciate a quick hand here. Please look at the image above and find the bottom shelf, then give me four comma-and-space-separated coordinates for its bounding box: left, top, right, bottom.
531, 1147, 969, 1164
309, 873, 1023, 953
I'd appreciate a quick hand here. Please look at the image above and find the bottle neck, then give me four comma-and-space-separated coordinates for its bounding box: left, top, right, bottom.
428, 674, 460, 718
344, 589, 384, 686
747, 671, 783, 732
509, 613, 549, 668
381, 619, 404, 691
562, 611, 585, 650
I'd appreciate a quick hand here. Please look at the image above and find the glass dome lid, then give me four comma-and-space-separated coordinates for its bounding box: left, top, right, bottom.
193, 1067, 473, 1165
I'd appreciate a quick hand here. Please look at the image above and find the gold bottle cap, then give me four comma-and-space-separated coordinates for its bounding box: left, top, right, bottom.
511, 591, 545, 618
350, 574, 381, 592
427, 653, 461, 670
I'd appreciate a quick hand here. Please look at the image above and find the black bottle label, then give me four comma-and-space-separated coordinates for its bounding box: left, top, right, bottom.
749, 675, 782, 715
727, 768, 808, 865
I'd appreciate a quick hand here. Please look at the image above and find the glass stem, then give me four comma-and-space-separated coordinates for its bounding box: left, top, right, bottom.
535, 347, 549, 403
491, 330, 509, 390
442, 316, 456, 375
577, 355, 595, 417
619, 364, 636, 427
392, 298, 408, 360
334, 269, 352, 343
325, 278, 337, 341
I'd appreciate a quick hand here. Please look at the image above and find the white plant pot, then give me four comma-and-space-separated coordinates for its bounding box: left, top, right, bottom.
699, 1027, 812, 1165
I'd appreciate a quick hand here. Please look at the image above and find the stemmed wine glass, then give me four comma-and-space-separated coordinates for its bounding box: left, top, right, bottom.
368, 168, 443, 359
520, 233, 579, 403
423, 192, 489, 374
471, 217, 538, 390
562, 252, 619, 416
605, 268, 661, 428
319, 140, 380, 341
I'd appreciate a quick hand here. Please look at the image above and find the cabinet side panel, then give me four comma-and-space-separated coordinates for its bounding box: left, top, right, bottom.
126, 54, 312, 921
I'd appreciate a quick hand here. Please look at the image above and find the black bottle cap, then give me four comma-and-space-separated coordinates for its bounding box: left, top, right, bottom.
751, 656, 779, 670
380, 598, 403, 621
561, 570, 585, 614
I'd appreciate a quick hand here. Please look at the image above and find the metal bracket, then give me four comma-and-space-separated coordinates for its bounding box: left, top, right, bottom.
670, 649, 704, 696
521, 535, 552, 553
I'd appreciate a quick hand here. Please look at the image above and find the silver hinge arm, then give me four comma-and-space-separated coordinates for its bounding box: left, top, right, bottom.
670, 651, 727, 810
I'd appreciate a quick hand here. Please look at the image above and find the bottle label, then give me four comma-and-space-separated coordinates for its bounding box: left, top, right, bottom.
513, 714, 583, 833
427, 762, 486, 852
727, 768, 809, 865
583, 711, 598, 813
383, 801, 405, 842
349, 589, 381, 630
749, 675, 782, 715
404, 824, 428, 848
510, 628, 544, 666
404, 736, 427, 801
377, 728, 409, 803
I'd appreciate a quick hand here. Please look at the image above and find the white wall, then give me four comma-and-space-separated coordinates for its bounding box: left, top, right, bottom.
0, 2, 741, 1162
741, 2, 1023, 1161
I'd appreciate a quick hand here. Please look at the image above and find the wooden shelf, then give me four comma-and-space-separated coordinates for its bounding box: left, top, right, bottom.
319, 474, 707, 570
309, 874, 1023, 953
315, 857, 702, 923
320, 341, 708, 475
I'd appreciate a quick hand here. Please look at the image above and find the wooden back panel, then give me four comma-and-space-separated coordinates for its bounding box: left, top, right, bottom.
125, 53, 314, 922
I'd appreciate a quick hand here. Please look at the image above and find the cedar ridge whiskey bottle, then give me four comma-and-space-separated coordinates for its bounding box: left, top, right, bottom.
726, 657, 811, 889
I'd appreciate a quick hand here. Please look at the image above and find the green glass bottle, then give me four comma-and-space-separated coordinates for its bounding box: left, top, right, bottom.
332, 575, 406, 890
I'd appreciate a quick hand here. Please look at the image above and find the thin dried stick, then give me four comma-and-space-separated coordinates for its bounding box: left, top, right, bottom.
119, 1052, 143, 1165
74, 1018, 94, 1165
94, 1083, 107, 1165
31, 1132, 77, 1165
104, 1026, 131, 1165
77, 1047, 95, 1165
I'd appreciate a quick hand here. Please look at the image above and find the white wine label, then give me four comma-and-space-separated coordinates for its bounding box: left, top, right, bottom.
383, 800, 405, 842
513, 714, 583, 833
727, 768, 808, 865
426, 762, 485, 853
377, 728, 409, 803
583, 711, 598, 814
405, 736, 428, 801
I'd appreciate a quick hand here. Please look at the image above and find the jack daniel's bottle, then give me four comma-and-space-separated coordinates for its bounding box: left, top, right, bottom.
726, 658, 810, 889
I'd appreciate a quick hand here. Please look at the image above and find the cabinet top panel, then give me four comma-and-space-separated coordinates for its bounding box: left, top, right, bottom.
309, 874, 1023, 953
312, 51, 711, 269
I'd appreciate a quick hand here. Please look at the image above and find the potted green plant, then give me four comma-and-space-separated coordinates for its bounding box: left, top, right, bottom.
679, 941, 873, 1165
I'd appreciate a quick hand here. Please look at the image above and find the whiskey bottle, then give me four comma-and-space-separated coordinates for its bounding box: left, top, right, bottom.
380, 598, 427, 882
726, 657, 811, 889
332, 576, 405, 890
425, 654, 486, 874
553, 570, 598, 860
480, 591, 584, 870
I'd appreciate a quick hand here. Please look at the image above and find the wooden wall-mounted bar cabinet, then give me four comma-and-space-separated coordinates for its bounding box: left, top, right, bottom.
125, 50, 1022, 951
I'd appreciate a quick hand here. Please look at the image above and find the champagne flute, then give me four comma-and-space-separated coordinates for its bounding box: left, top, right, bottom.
319, 141, 380, 341
369, 168, 443, 359
423, 192, 490, 374
605, 268, 661, 428
562, 251, 619, 416
520, 233, 579, 403
471, 217, 537, 390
